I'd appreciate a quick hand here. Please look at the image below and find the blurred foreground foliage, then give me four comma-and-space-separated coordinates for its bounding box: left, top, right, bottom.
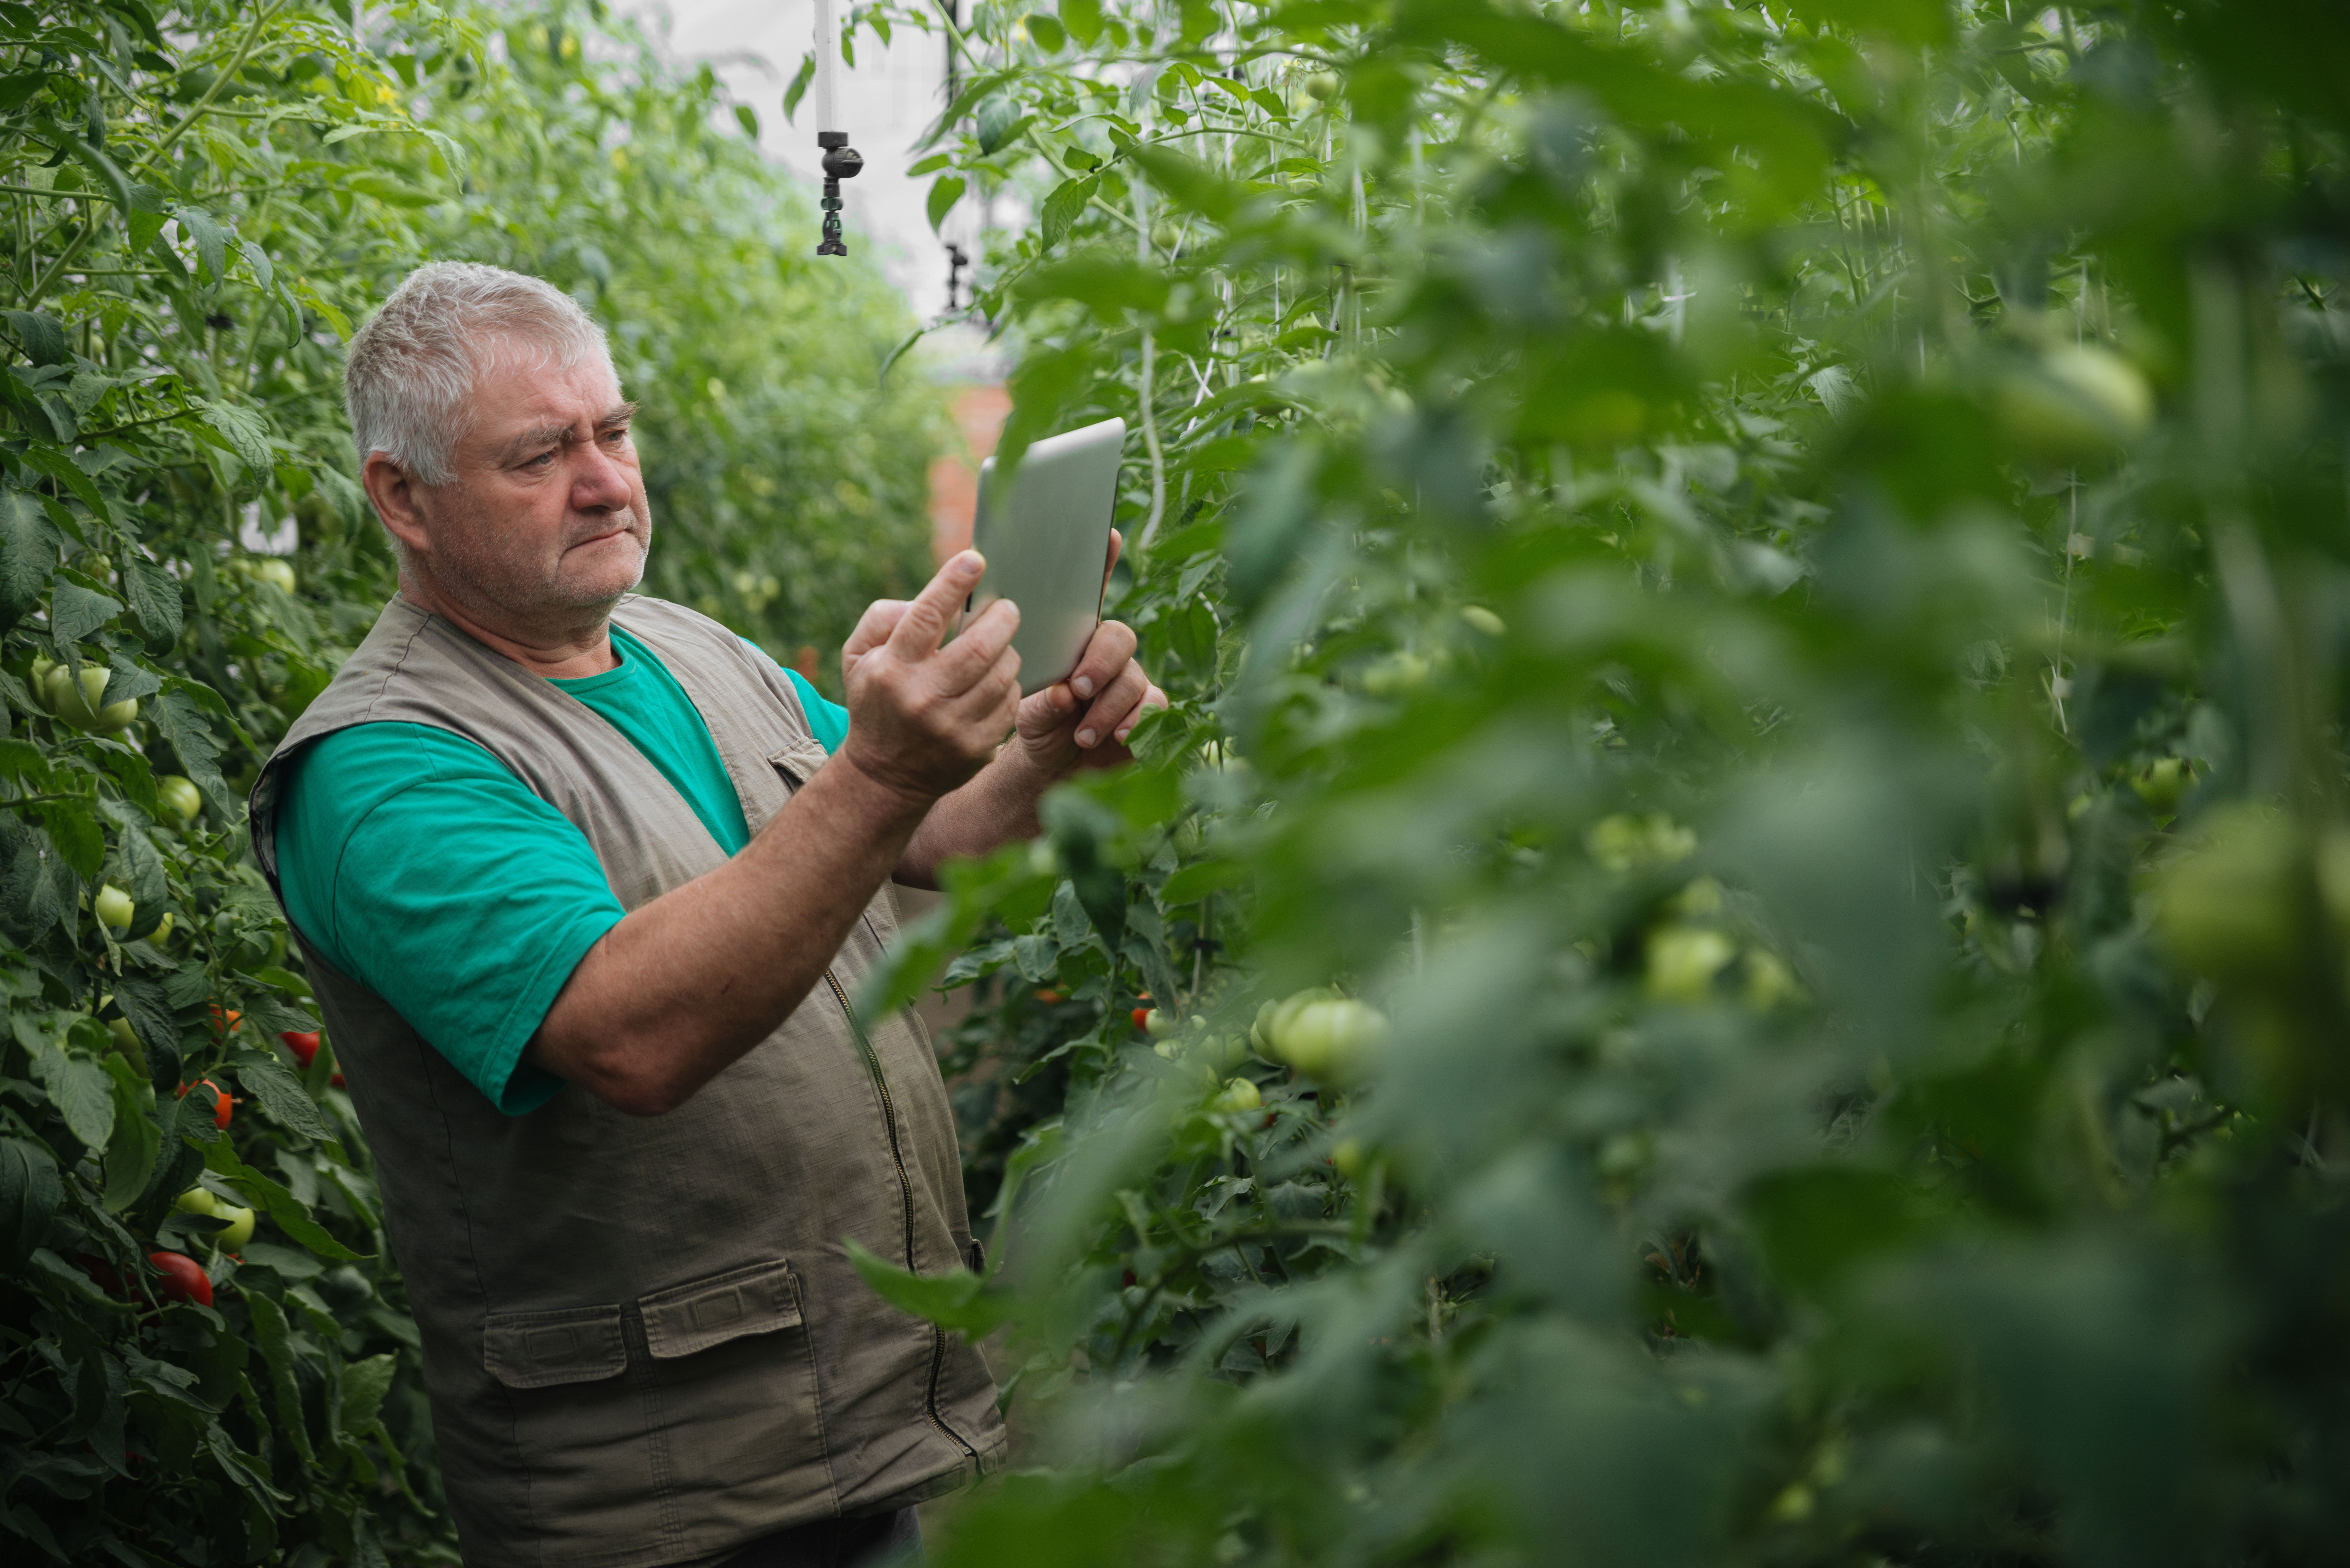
840, 2, 2350, 1564
0, 0, 929, 1559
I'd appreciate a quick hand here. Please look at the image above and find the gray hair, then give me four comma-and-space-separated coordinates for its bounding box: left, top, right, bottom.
344, 262, 613, 486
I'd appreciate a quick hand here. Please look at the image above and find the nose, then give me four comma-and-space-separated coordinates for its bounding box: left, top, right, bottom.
570, 438, 633, 516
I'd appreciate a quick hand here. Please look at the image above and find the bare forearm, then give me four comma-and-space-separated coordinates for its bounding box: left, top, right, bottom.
529, 755, 930, 1114
896, 744, 1059, 888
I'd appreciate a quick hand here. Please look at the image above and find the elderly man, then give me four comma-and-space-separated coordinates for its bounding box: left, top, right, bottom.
251, 262, 1161, 1568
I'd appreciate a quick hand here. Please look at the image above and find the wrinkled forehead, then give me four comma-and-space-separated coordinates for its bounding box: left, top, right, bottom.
456, 335, 626, 450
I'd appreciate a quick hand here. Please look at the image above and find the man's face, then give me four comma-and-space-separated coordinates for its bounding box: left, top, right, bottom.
413, 347, 650, 615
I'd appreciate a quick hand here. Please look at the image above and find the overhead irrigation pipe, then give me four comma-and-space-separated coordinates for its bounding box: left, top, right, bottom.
810, 0, 861, 257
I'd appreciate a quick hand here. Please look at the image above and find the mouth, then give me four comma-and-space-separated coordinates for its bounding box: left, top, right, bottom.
566, 521, 639, 554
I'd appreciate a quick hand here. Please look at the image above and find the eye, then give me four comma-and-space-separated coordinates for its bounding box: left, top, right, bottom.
522, 449, 557, 470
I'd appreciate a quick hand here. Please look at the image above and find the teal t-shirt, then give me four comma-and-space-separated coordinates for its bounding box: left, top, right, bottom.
275, 625, 848, 1116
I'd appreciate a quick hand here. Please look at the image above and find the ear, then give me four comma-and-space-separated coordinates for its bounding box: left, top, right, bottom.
363, 451, 432, 557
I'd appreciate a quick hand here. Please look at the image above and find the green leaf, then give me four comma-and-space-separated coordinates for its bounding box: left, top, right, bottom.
315, 463, 370, 529
18, 443, 113, 523
927, 172, 966, 234
171, 203, 226, 283
149, 687, 230, 813
209, 1141, 367, 1260
233, 1055, 334, 1144
36, 799, 103, 878
844, 1237, 1015, 1338
1158, 856, 1247, 906
339, 1353, 397, 1434
235, 236, 273, 292
0, 487, 62, 619
0, 1137, 62, 1269
733, 103, 758, 139
1028, 14, 1066, 51
344, 172, 438, 207
120, 555, 182, 642
110, 972, 178, 1059
1042, 172, 1098, 249
99, 1054, 161, 1213
194, 398, 273, 471
245, 1291, 318, 1465
125, 182, 168, 252
1059, 0, 1104, 46
3, 309, 68, 366
29, 1041, 115, 1153
48, 578, 123, 645
781, 51, 814, 124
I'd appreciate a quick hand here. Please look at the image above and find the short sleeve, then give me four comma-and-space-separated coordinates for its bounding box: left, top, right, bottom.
274, 724, 624, 1116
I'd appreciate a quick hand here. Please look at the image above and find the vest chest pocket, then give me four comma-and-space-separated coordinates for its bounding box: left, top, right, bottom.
767, 740, 831, 790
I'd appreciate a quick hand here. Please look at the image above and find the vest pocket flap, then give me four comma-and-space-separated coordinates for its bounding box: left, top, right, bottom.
639, 1258, 803, 1360
483, 1304, 627, 1390
767, 740, 831, 788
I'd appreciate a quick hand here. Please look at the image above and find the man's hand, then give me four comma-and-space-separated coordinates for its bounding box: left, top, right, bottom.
1011, 529, 1168, 778
837, 550, 1023, 804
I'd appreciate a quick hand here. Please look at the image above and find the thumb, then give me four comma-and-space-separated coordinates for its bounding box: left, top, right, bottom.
887, 550, 987, 658
844, 598, 911, 660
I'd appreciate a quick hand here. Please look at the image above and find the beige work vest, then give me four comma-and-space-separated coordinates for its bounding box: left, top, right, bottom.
249, 595, 1004, 1568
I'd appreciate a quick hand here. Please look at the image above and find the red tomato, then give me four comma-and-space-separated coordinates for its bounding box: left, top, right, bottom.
1132, 1007, 1151, 1031
280, 1029, 319, 1069
208, 1004, 242, 1037
176, 1077, 232, 1129
331, 1073, 345, 1088
147, 1251, 212, 1308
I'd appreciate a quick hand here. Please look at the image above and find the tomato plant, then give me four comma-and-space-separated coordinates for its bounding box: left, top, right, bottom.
836, 4, 2350, 1566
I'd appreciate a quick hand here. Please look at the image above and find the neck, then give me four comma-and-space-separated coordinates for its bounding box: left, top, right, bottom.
398, 565, 621, 680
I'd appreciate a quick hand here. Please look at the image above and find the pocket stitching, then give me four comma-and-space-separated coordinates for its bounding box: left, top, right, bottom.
639, 1258, 803, 1361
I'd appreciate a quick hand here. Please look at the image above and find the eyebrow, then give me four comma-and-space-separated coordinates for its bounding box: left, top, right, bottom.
496, 402, 640, 466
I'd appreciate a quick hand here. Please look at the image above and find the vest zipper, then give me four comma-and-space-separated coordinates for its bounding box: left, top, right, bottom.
822, 969, 979, 1462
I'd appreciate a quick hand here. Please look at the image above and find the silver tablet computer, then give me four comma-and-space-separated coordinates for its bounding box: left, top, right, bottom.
961, 416, 1126, 695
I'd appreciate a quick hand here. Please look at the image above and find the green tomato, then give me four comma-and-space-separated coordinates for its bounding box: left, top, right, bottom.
1142, 1007, 1177, 1040
159, 774, 203, 824
1646, 925, 1738, 1002
2131, 757, 2191, 821
1306, 71, 1340, 100
1461, 605, 1507, 639
1251, 986, 1340, 1056
1210, 1076, 1261, 1114
1270, 997, 1389, 1081
254, 558, 297, 593
174, 1186, 219, 1217
94, 883, 136, 931
2156, 807, 2302, 980
46, 664, 139, 733
1995, 344, 2155, 465
108, 1015, 139, 1052
213, 1203, 256, 1252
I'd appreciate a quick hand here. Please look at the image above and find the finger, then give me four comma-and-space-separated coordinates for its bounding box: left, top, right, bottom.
1015, 682, 1076, 740
1103, 528, 1124, 584
844, 599, 910, 659
1115, 682, 1170, 744
1073, 661, 1150, 750
932, 599, 1021, 692
887, 550, 986, 659
1061, 619, 1138, 704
